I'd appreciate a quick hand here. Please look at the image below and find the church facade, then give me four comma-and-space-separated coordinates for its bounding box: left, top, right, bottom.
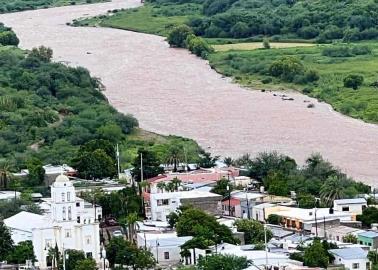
4, 175, 102, 269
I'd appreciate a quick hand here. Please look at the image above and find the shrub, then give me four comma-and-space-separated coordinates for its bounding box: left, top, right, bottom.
269, 56, 305, 82
0, 31, 19, 46
185, 34, 213, 58
167, 25, 193, 48
351, 45, 372, 55
261, 77, 272, 84
305, 69, 320, 82
343, 74, 364, 90
263, 38, 270, 49
322, 46, 352, 57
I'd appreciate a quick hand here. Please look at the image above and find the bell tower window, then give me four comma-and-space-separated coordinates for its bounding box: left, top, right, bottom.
61, 193, 65, 202
62, 207, 66, 221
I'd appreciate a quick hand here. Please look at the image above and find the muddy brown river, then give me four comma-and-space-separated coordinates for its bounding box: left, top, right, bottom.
0, 0, 377, 187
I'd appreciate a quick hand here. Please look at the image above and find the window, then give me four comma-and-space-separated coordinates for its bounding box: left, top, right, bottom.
85, 236, 91, 245
164, 252, 170, 260
86, 252, 92, 258
157, 199, 169, 206
342, 206, 350, 212
65, 229, 71, 238
45, 239, 52, 249
68, 206, 72, 220
352, 263, 360, 269
62, 207, 66, 221
76, 202, 80, 207
67, 192, 71, 202
61, 193, 65, 202
77, 216, 81, 224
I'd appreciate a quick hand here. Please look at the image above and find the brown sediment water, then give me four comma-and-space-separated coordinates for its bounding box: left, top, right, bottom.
0, 0, 377, 187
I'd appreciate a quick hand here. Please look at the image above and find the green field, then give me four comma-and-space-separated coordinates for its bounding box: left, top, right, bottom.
74, 3, 200, 36
209, 43, 378, 123
213, 42, 315, 52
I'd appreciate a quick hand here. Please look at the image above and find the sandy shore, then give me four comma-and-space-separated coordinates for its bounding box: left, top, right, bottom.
0, 0, 377, 187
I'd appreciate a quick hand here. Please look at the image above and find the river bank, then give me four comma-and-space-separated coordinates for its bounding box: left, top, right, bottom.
0, 0, 377, 186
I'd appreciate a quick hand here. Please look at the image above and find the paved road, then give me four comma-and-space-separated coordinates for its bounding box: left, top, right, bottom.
0, 0, 377, 186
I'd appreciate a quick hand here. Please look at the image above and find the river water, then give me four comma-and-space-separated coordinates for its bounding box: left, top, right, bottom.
0, 0, 377, 187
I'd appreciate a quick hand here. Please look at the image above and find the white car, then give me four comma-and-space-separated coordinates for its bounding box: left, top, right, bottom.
112, 230, 123, 237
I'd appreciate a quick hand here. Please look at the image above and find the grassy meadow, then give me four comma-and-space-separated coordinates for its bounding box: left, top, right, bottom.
209, 43, 378, 122
213, 42, 315, 52
74, 3, 200, 36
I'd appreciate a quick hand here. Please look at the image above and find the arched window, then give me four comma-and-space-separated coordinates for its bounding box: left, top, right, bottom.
61, 193, 65, 202
68, 206, 72, 220
62, 207, 66, 221
67, 192, 71, 202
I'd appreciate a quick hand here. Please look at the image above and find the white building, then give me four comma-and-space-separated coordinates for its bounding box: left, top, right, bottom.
4, 175, 101, 269
0, 191, 20, 201
329, 247, 370, 270
149, 190, 222, 222
136, 232, 192, 266
334, 198, 367, 215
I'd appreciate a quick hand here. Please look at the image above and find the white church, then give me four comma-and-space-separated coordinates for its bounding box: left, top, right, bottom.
4, 174, 102, 269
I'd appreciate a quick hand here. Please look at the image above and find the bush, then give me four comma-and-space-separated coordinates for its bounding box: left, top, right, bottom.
185, 34, 213, 58
322, 46, 352, 57
269, 56, 305, 82
343, 74, 364, 90
351, 45, 372, 55
167, 25, 193, 48
263, 38, 270, 49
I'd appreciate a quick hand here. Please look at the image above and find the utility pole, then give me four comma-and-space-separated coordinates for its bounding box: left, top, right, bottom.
140, 153, 144, 182
116, 144, 120, 179
264, 223, 268, 268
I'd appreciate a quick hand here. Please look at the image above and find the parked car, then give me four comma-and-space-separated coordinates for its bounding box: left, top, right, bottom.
112, 230, 123, 237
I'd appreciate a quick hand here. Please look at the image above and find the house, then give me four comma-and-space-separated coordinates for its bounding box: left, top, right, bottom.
252, 203, 276, 222
14, 164, 76, 186
4, 175, 101, 269
329, 247, 370, 270
0, 191, 20, 201
266, 206, 353, 232
148, 190, 222, 221
358, 231, 378, 249
230, 191, 266, 218
221, 198, 241, 217
334, 198, 367, 216
321, 225, 366, 243
136, 232, 192, 266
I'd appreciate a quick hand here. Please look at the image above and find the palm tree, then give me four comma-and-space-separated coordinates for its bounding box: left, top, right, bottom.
171, 177, 182, 191
165, 144, 183, 172
165, 182, 176, 192
320, 175, 345, 207
157, 182, 166, 192
126, 212, 140, 242
0, 162, 11, 190
223, 157, 233, 167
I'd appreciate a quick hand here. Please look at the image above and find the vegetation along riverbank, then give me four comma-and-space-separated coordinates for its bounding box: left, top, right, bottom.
74, 0, 378, 123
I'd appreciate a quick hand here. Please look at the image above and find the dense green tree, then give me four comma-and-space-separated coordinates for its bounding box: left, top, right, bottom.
303, 239, 329, 268
0, 30, 19, 46
165, 143, 184, 172
28, 46, 53, 62
197, 254, 251, 270
73, 148, 116, 179
6, 241, 36, 264
65, 249, 86, 270
357, 207, 378, 227
167, 24, 193, 47
343, 74, 364, 90
0, 161, 11, 189
96, 123, 123, 144
106, 237, 155, 269
320, 175, 346, 207
234, 219, 273, 245
74, 258, 97, 270
248, 151, 296, 182
186, 34, 214, 58
297, 193, 316, 209
26, 158, 45, 186
267, 214, 282, 225
0, 221, 13, 261
269, 56, 305, 82
132, 148, 164, 181
176, 207, 238, 245
198, 151, 219, 168
211, 178, 233, 197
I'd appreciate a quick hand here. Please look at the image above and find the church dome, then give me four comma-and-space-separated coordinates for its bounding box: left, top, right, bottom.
55, 174, 70, 183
